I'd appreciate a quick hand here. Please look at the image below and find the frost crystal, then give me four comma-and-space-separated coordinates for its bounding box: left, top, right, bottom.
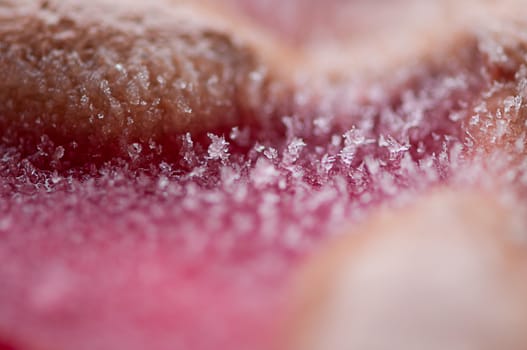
128, 143, 142, 160
283, 138, 306, 164
339, 127, 369, 165
53, 146, 65, 160
320, 154, 336, 173
207, 134, 230, 161
378, 135, 410, 160
263, 147, 278, 160
339, 145, 355, 165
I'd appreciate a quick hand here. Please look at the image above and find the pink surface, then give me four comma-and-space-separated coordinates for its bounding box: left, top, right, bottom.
0, 77, 472, 350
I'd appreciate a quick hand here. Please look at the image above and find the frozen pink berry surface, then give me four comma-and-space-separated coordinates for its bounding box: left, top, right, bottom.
1, 1, 527, 350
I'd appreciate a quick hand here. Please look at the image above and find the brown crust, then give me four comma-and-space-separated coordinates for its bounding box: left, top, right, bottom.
0, 0, 293, 160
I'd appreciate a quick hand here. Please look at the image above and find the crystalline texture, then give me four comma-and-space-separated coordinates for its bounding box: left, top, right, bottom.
1, 3, 527, 350
207, 134, 230, 161
0, 0, 282, 163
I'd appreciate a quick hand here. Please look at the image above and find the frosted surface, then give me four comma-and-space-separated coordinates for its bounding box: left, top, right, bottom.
0, 0, 281, 164
0, 3, 527, 350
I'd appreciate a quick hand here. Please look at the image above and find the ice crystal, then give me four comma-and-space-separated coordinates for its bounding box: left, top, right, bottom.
207, 134, 230, 161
